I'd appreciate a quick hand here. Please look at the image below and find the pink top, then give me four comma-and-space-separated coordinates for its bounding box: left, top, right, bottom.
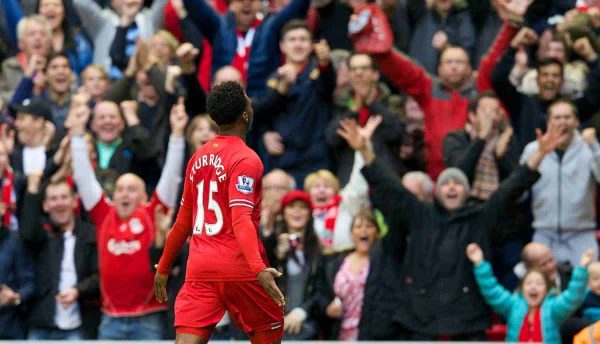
333, 256, 370, 341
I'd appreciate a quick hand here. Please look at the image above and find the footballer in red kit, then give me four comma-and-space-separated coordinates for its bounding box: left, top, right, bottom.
156, 82, 285, 344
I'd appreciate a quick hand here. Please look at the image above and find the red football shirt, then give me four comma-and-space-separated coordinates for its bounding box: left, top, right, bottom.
90, 193, 168, 316
180, 135, 268, 281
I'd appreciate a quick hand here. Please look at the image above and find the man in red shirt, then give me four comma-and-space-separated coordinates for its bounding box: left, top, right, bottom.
155, 81, 285, 344
69, 100, 188, 339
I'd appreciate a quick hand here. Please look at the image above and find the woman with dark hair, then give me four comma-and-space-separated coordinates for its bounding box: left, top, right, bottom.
2, 0, 93, 74
264, 190, 320, 340
314, 209, 380, 340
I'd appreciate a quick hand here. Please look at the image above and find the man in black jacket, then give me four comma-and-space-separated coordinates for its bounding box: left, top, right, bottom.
336, 116, 567, 340
19, 173, 100, 339
443, 91, 524, 290
491, 28, 600, 152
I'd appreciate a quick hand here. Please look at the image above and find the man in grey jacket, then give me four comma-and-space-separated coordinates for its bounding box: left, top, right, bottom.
520, 98, 600, 266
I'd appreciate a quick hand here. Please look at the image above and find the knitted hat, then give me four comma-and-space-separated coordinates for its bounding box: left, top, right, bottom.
436, 168, 470, 194
281, 190, 312, 210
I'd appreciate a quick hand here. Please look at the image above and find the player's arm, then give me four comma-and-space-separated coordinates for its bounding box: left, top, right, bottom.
231, 206, 285, 307
229, 158, 285, 307
154, 158, 195, 303
154, 201, 193, 302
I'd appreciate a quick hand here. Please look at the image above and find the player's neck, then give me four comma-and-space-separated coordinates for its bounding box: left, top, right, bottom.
218, 125, 246, 142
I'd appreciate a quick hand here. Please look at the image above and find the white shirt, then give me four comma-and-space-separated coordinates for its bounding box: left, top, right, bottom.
54, 231, 81, 330
22, 146, 46, 176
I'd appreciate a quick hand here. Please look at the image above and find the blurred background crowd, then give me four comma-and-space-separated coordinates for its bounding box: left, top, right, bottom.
4, 0, 600, 342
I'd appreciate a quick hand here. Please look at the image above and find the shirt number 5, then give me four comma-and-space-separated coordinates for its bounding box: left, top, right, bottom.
193, 180, 223, 236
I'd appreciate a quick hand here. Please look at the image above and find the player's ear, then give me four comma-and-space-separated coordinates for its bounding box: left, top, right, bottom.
242, 112, 249, 123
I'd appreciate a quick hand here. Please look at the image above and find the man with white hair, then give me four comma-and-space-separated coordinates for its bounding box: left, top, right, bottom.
0, 15, 51, 104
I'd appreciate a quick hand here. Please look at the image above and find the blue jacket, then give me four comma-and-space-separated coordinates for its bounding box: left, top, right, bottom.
184, 0, 310, 97
0, 230, 35, 339
260, 59, 336, 185
474, 261, 588, 343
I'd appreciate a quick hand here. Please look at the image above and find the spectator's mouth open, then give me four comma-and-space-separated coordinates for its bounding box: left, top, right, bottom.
526, 291, 541, 305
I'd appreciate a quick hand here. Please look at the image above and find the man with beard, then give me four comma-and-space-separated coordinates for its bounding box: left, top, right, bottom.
492, 28, 600, 152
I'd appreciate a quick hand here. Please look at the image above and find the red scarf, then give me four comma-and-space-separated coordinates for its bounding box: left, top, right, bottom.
312, 194, 342, 248
518, 308, 543, 342
2, 168, 15, 228
231, 19, 262, 83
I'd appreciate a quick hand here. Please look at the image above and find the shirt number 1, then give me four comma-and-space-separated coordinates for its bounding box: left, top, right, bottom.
193, 180, 224, 236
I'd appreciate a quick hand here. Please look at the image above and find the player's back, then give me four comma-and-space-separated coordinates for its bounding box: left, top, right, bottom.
183, 135, 264, 282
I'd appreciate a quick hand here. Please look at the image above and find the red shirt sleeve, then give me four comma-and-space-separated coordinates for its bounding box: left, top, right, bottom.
228, 156, 265, 275
231, 206, 266, 276
88, 194, 111, 228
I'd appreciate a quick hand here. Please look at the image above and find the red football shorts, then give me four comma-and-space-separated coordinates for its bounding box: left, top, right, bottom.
174, 280, 284, 341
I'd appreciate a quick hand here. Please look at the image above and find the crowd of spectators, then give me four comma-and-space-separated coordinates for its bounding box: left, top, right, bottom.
5, 0, 600, 342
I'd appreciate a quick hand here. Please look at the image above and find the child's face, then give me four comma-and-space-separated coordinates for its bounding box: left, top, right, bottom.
308, 178, 336, 207
589, 271, 600, 296
523, 271, 549, 308
191, 119, 216, 149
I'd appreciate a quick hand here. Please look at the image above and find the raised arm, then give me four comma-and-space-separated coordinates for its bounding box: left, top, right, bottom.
147, 0, 169, 31
72, 0, 110, 38
337, 116, 424, 232
550, 250, 593, 321
69, 110, 102, 211
1, 0, 24, 45
372, 50, 432, 108
466, 243, 514, 318
485, 122, 568, 221
476, 22, 519, 92
267, 0, 311, 37
574, 38, 600, 123
581, 129, 600, 183
155, 100, 187, 208
442, 131, 486, 182
18, 172, 46, 250
183, 0, 222, 42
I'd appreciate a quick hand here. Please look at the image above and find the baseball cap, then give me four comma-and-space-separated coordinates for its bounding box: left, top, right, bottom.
281, 190, 312, 210
9, 98, 53, 122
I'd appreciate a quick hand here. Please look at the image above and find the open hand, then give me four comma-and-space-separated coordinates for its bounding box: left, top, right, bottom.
257, 268, 285, 307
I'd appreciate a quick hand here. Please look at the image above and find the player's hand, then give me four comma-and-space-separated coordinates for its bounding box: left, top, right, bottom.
154, 270, 169, 303
257, 268, 285, 307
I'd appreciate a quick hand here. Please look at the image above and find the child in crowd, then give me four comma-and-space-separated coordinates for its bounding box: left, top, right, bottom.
466, 243, 593, 343
185, 114, 218, 151
582, 262, 600, 322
